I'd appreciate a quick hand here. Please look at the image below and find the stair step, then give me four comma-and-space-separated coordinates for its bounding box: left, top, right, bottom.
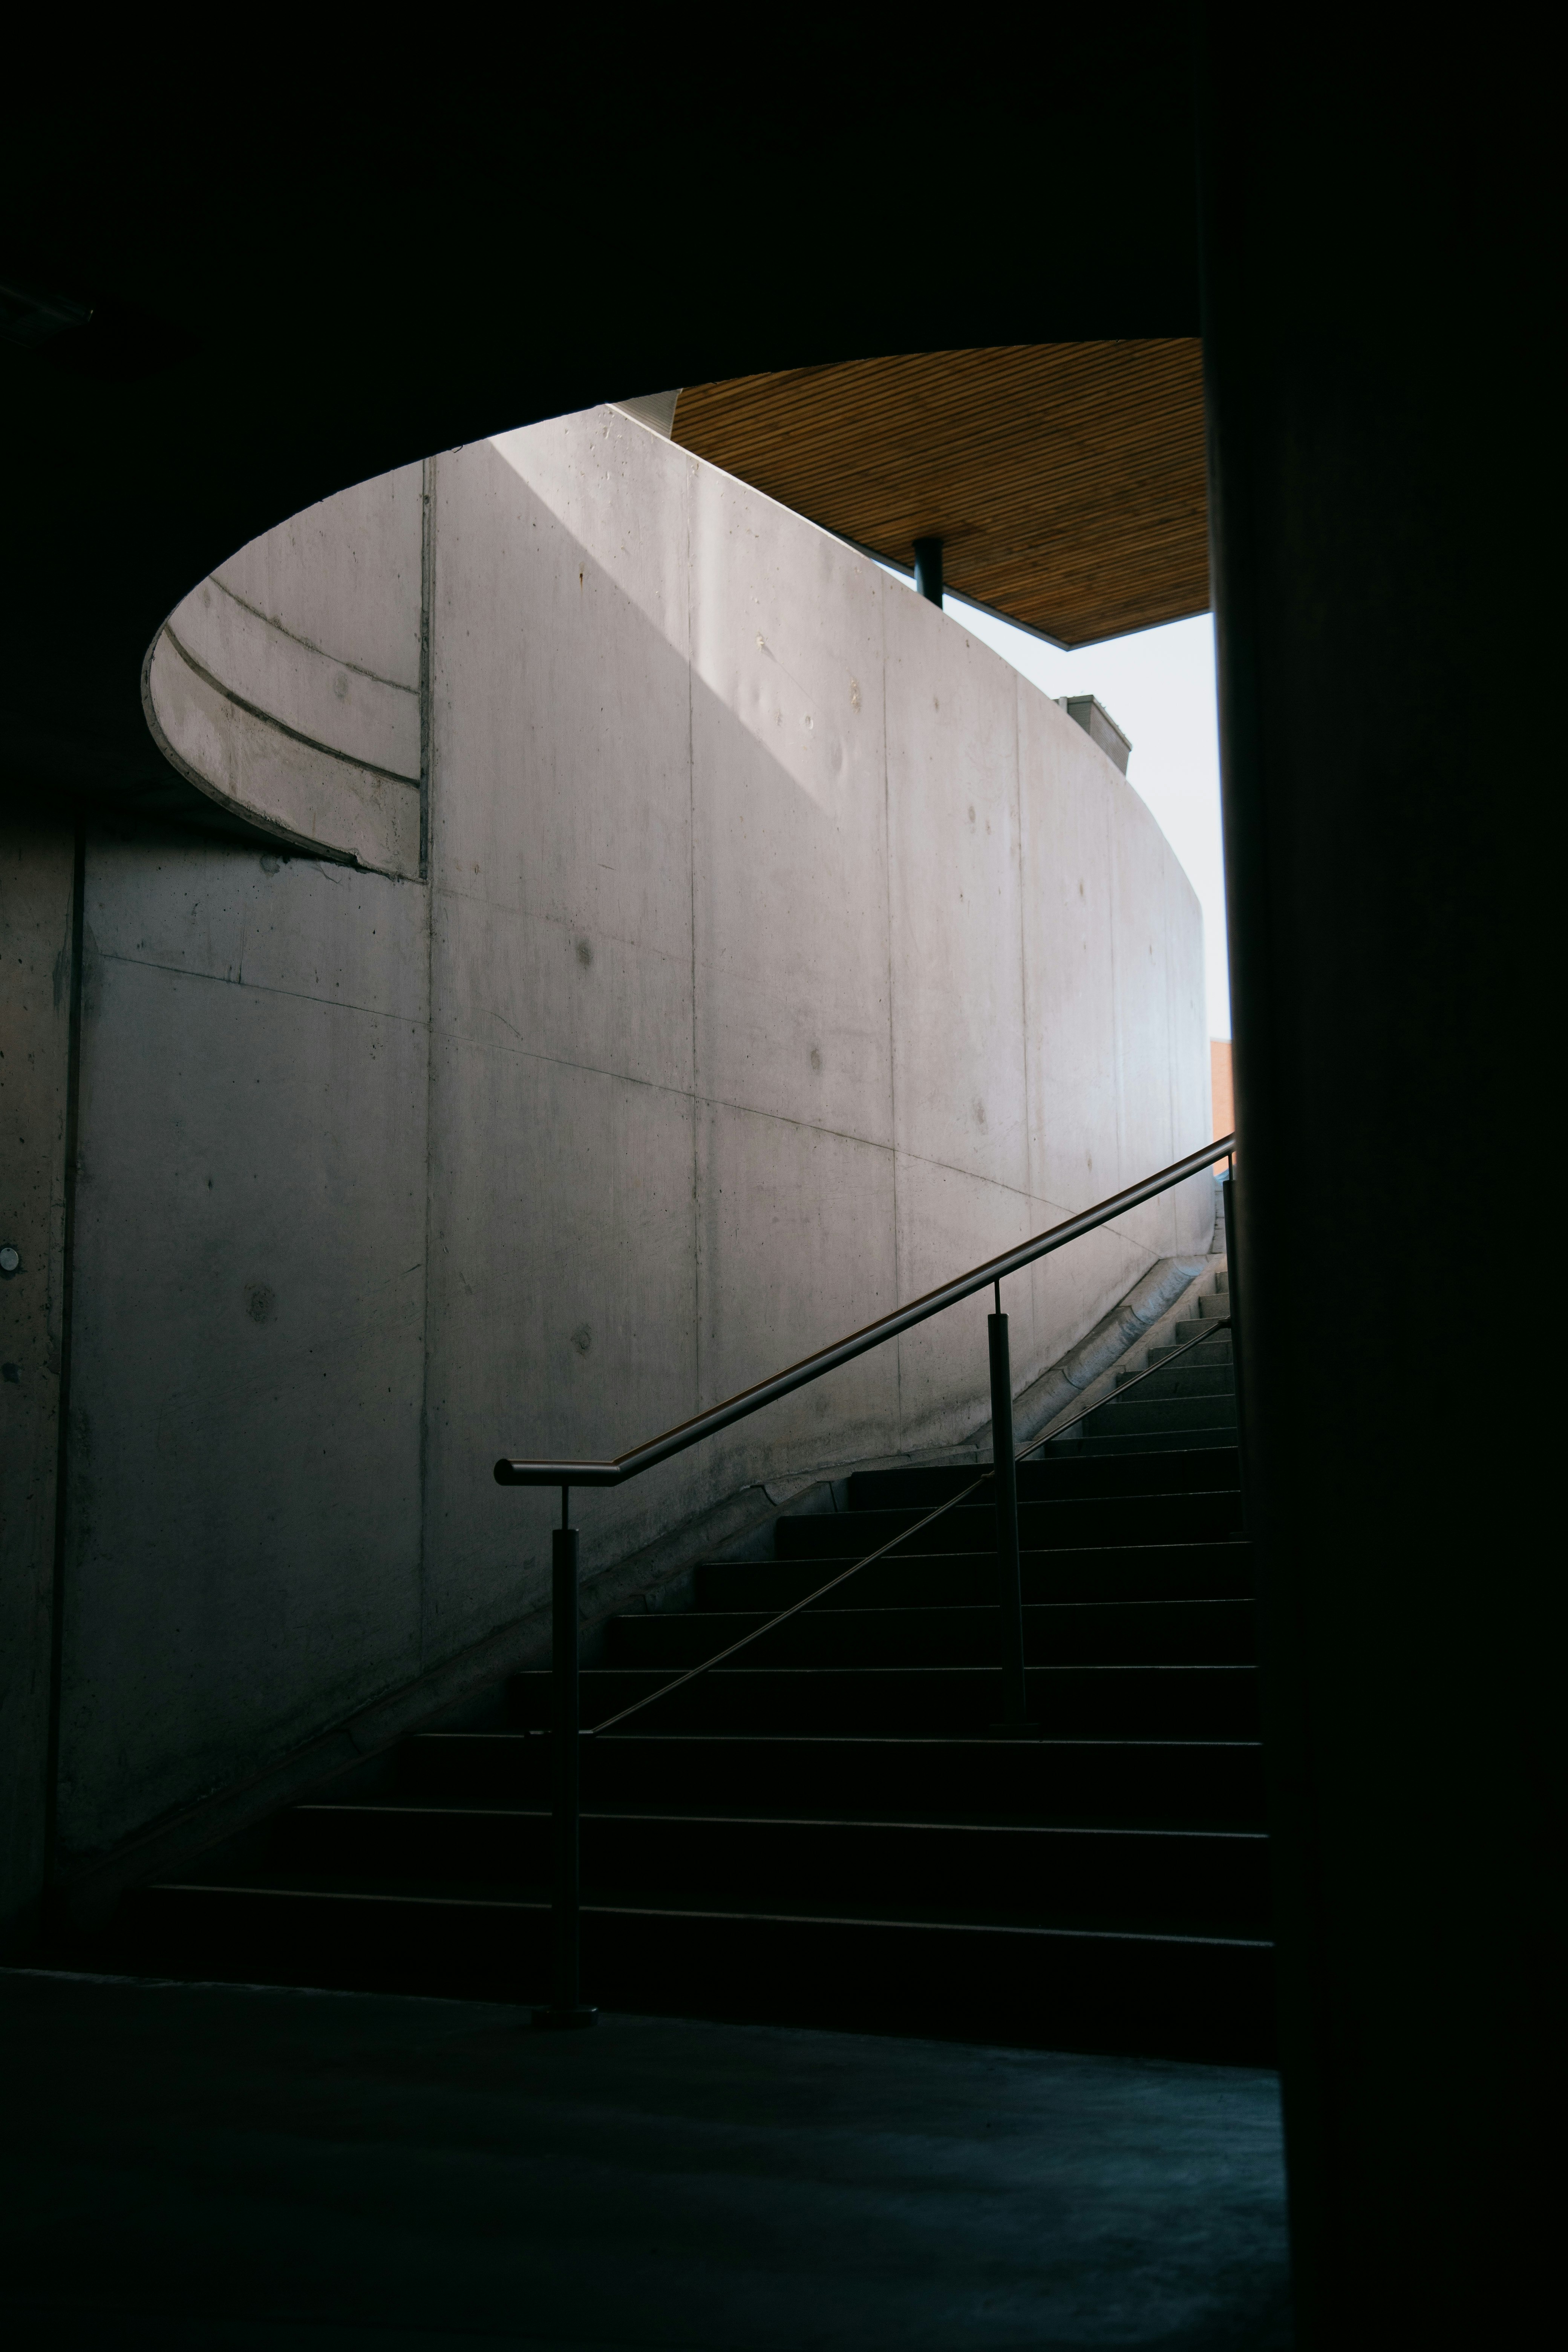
115, 1272, 1274, 2061
1115, 1362, 1235, 1395
1066, 1427, 1244, 1458
248, 1805, 1268, 1935
776, 1491, 1243, 1560
509, 1663, 1261, 1738
1080, 1397, 1239, 1436
847, 1449, 1238, 1510
400, 1731, 1268, 1828
696, 1539, 1252, 1611
607, 1599, 1255, 1670
1167, 1325, 1234, 1351
112, 1882, 1275, 2063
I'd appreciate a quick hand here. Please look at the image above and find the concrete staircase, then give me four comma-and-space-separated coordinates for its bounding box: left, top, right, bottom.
1067, 1266, 1235, 1455
108, 1264, 1268, 2061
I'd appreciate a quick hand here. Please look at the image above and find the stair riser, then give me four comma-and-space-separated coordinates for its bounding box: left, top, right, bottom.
401, 1733, 1269, 1828
510, 1666, 1262, 1739
697, 1542, 1253, 1611
1115, 1367, 1236, 1398
848, 1451, 1239, 1510
271, 1807, 1272, 1934
606, 1600, 1257, 1669
114, 1885, 1276, 2063
777, 1494, 1244, 1559
1081, 1400, 1240, 1436
111, 1408, 1270, 2043
1067, 1430, 1245, 1458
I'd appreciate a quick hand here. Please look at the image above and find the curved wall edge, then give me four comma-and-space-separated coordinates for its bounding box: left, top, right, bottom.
173, 571, 420, 779
141, 459, 426, 879
142, 625, 421, 879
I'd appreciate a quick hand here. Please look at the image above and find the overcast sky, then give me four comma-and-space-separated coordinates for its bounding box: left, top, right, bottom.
925, 594, 1231, 1040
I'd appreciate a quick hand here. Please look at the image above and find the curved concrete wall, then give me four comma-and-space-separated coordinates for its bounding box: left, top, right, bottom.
56, 407, 1211, 1876
143, 467, 426, 878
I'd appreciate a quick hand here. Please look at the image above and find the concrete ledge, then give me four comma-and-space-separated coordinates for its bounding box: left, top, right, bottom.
142, 626, 421, 880
169, 574, 421, 782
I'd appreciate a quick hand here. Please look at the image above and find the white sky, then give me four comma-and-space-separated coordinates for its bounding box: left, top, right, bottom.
911, 586, 1231, 1040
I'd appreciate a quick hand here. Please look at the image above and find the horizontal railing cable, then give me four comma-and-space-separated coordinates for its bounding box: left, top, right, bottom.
496, 1135, 1234, 1490
573, 1316, 1234, 1740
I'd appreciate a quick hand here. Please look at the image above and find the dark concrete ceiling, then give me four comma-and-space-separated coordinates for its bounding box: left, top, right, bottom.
0, 25, 1200, 819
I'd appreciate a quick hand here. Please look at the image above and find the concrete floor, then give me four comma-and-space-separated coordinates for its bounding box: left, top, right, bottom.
0, 1969, 1293, 2349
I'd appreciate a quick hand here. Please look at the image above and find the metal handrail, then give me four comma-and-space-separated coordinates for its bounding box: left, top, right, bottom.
505, 1128, 1237, 2029
579, 1314, 1236, 1741
495, 1133, 1234, 1490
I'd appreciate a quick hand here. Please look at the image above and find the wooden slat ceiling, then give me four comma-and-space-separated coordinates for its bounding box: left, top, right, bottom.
672, 343, 1208, 649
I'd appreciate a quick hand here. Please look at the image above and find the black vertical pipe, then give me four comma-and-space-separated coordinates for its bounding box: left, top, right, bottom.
987, 1307, 1030, 1726
534, 1502, 596, 2027
913, 536, 943, 605
550, 1520, 579, 2005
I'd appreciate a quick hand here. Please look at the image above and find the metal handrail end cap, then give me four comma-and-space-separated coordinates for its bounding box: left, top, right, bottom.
493, 1459, 622, 1488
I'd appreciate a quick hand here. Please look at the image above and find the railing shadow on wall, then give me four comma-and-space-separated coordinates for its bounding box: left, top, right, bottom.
496, 1130, 1243, 2028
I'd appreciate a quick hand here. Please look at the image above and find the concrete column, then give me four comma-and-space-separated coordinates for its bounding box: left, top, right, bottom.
0, 819, 79, 1952
1198, 15, 1554, 2340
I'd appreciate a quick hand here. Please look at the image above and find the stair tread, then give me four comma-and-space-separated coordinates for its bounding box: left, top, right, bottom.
543, 1663, 1260, 1680
624, 1597, 1253, 1623
413, 1730, 1265, 1751
1063, 1429, 1243, 1456
790, 1486, 1244, 1514
120, 1315, 1272, 2053
693, 1537, 1252, 1564
607, 1597, 1256, 1667
847, 1452, 1239, 1497
1102, 1405, 1236, 1421
776, 1494, 1245, 1556
147, 1874, 1271, 1948
291, 1799, 1268, 1841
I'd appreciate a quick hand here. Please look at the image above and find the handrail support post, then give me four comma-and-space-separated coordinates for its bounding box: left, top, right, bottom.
1222, 1162, 1251, 1527
534, 1491, 596, 2029
988, 1305, 1034, 1731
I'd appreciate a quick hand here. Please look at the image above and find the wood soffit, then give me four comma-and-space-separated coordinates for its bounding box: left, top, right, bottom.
671, 343, 1208, 649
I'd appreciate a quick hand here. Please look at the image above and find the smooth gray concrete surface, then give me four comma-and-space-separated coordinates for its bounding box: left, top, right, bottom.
145, 464, 426, 879
0, 1969, 1292, 2349
40, 405, 1214, 1914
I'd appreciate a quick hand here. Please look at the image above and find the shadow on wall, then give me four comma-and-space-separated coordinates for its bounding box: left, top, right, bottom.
57, 409, 1213, 1873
